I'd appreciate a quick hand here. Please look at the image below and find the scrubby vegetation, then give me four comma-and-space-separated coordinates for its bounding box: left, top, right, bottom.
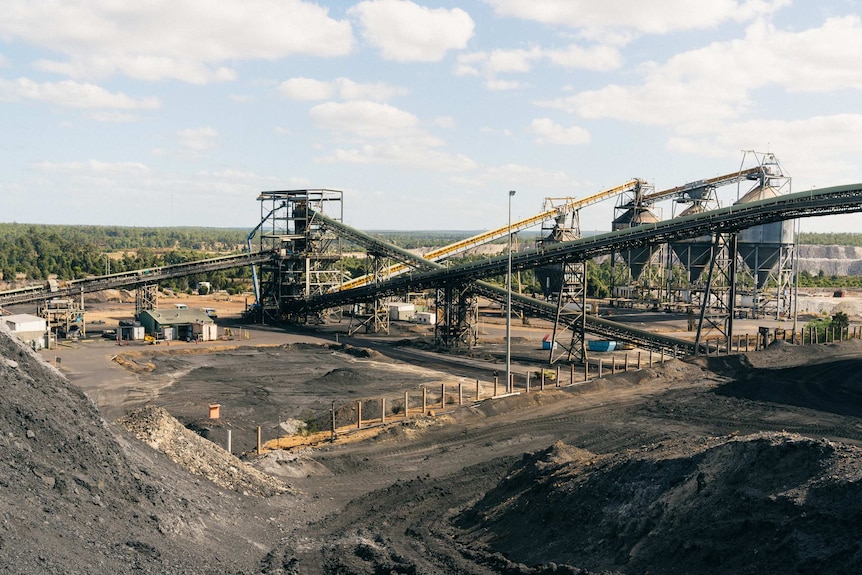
798, 232, 862, 246
0, 223, 251, 293
3, 225, 862, 295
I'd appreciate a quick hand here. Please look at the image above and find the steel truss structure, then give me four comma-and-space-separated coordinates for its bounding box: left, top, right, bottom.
347, 252, 392, 335
434, 283, 478, 348
548, 260, 588, 363
135, 284, 159, 317
693, 233, 738, 353
293, 182, 862, 358
251, 189, 344, 324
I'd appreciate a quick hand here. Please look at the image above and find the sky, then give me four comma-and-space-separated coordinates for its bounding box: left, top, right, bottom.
2, 0, 862, 234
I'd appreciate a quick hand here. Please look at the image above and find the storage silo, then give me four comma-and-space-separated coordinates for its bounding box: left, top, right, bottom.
669, 203, 713, 283
535, 212, 579, 298
612, 206, 661, 280
733, 184, 795, 288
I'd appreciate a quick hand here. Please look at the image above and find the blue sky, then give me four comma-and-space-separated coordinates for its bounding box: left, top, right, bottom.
2, 0, 862, 234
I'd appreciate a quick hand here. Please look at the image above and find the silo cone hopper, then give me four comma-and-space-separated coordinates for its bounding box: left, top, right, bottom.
734, 185, 795, 288
670, 204, 713, 283
612, 207, 661, 280
535, 214, 579, 298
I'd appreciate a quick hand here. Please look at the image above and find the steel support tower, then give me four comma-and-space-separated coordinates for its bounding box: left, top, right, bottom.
534, 200, 589, 364
733, 151, 795, 320
610, 181, 665, 307
693, 233, 738, 354
434, 282, 478, 348
135, 284, 158, 317
347, 251, 392, 335
548, 260, 588, 364
251, 189, 344, 324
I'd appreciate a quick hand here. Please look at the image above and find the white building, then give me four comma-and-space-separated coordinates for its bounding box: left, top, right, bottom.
413, 311, 436, 325
3, 314, 48, 348
388, 302, 416, 321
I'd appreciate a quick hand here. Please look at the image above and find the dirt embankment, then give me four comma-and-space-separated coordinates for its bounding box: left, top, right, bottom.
0, 325, 291, 574
3, 319, 862, 574
455, 433, 862, 575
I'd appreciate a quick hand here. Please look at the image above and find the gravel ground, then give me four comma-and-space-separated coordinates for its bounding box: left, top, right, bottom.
2, 321, 862, 574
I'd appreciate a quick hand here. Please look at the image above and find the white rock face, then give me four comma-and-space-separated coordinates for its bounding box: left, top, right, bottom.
797, 244, 862, 276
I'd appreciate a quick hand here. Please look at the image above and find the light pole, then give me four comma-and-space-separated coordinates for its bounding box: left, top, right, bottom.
506, 190, 516, 393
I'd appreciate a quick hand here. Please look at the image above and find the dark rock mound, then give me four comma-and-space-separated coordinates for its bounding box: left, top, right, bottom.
456, 433, 862, 575
0, 325, 281, 574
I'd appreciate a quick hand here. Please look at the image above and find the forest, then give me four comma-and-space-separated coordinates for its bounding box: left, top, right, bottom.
2, 223, 862, 293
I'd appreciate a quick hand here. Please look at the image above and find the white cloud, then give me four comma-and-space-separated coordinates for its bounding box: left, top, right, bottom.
309, 100, 422, 139
309, 100, 477, 172
487, 79, 523, 91
0, 77, 160, 109
456, 43, 622, 89
671, 114, 862, 169
484, 0, 789, 35
336, 78, 409, 100
434, 116, 456, 128
177, 127, 218, 151
279, 77, 408, 101
279, 77, 335, 100
481, 126, 513, 136
544, 44, 622, 70
529, 118, 590, 145
450, 162, 574, 190
538, 16, 862, 127
2, 0, 353, 83
86, 111, 141, 123
30, 160, 150, 174
318, 143, 477, 172
350, 0, 474, 62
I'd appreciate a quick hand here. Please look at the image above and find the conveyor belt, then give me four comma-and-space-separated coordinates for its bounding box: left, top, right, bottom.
338, 179, 642, 290
309, 209, 701, 354
294, 182, 862, 329
0, 252, 272, 306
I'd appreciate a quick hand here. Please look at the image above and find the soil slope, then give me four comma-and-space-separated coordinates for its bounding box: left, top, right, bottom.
0, 325, 290, 574
3, 322, 862, 574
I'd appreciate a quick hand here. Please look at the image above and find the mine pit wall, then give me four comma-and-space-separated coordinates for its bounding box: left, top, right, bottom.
797, 244, 862, 276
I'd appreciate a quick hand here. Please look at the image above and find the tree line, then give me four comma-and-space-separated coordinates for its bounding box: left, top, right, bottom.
0, 223, 251, 293
3, 224, 862, 292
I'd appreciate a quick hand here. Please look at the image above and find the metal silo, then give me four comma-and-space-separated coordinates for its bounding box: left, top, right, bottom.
669, 203, 713, 283
612, 206, 661, 280
734, 184, 795, 289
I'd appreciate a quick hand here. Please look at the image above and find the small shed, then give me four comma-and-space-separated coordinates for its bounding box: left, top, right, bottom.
138, 308, 217, 341
388, 302, 416, 321
413, 311, 436, 325
119, 325, 145, 341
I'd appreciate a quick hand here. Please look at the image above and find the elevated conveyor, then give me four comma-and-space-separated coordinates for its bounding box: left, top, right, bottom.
0, 252, 272, 306
295, 182, 862, 346
632, 167, 764, 206
337, 179, 644, 291
309, 208, 699, 354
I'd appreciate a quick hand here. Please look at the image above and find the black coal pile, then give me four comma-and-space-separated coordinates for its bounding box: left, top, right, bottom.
456, 433, 862, 575
0, 326, 285, 574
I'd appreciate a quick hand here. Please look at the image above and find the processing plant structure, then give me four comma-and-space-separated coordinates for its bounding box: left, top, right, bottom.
247, 189, 344, 324
6, 150, 855, 365
241, 152, 800, 362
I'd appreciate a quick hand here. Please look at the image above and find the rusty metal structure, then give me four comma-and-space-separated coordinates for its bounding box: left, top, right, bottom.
248, 189, 344, 324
